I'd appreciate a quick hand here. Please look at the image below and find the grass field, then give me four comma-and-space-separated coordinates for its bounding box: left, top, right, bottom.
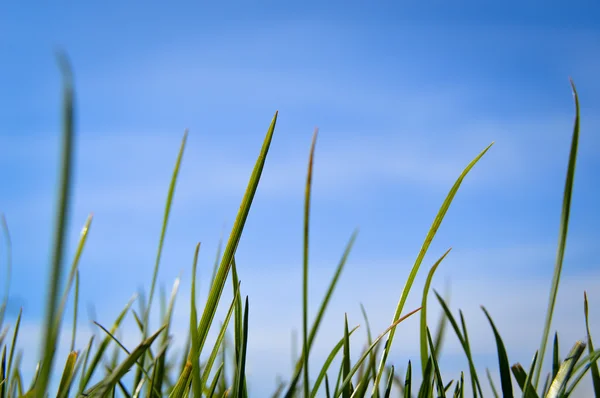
0, 55, 598, 398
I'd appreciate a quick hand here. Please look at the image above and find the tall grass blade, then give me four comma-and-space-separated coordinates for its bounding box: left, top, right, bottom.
373, 142, 493, 395
534, 78, 581, 388
404, 361, 411, 398
36, 51, 76, 398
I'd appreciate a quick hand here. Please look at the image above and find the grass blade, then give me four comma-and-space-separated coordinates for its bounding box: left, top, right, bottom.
546, 341, 585, 398
534, 78, 581, 388
57, 351, 78, 398
481, 306, 513, 397
232, 296, 249, 398
372, 142, 493, 396
583, 292, 600, 396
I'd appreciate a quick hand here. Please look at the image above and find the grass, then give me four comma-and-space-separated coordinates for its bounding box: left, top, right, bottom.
0, 56, 597, 397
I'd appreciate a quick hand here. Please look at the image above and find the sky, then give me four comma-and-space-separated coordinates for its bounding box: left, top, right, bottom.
1, 1, 600, 396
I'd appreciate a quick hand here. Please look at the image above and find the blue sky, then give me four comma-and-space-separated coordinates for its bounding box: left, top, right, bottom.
1, 2, 600, 396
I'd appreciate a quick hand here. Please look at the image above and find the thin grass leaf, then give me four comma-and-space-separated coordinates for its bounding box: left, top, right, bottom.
169, 361, 192, 398
481, 306, 513, 397
373, 142, 493, 396
486, 368, 499, 398
189, 243, 202, 398
5, 307, 21, 398
196, 112, 277, 365
36, 51, 76, 398
403, 361, 411, 398
72, 270, 80, 352
335, 307, 421, 398
231, 257, 247, 398
208, 363, 224, 398
427, 327, 446, 398
57, 351, 78, 398
522, 351, 539, 398
459, 310, 483, 397
582, 291, 600, 397
77, 335, 94, 395
420, 248, 451, 376
342, 314, 351, 398
546, 341, 585, 398
553, 332, 560, 383
534, 79, 581, 389
232, 296, 249, 398
382, 365, 394, 398
433, 285, 451, 359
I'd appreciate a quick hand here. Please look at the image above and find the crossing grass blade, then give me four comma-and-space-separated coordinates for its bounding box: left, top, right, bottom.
546, 341, 585, 398
420, 248, 451, 376
35, 51, 76, 398
521, 351, 539, 398
231, 296, 249, 398
195, 111, 278, 362
372, 142, 493, 396
534, 79, 581, 389
383, 365, 394, 398
207, 363, 224, 398
168, 359, 192, 398
481, 306, 513, 398
583, 292, 600, 396
426, 327, 446, 398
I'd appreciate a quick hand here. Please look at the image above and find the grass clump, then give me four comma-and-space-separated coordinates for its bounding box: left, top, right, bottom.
0, 55, 597, 397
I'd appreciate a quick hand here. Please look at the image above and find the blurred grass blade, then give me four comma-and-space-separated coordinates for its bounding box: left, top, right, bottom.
72, 270, 80, 352
534, 78, 581, 388
232, 296, 249, 398
486, 368, 499, 398
420, 248, 451, 376
196, 112, 277, 361
373, 142, 493, 395
57, 351, 78, 398
0, 215, 12, 331
481, 306, 513, 397
36, 51, 76, 398
583, 292, 600, 396
208, 363, 224, 398
5, 307, 21, 398
231, 257, 247, 398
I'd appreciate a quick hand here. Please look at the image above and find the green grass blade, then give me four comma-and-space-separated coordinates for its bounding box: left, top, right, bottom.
486, 368, 499, 398
189, 243, 202, 398
208, 363, 224, 398
196, 111, 277, 362
552, 332, 560, 383
169, 360, 192, 398
5, 307, 21, 398
76, 335, 94, 395
72, 270, 80, 352
231, 257, 247, 398
403, 361, 411, 398
232, 296, 249, 398
383, 365, 394, 398
522, 351, 539, 398
36, 51, 76, 398
420, 248, 451, 376
427, 327, 446, 398
534, 79, 581, 389
583, 292, 600, 396
342, 314, 351, 398
481, 306, 513, 397
56, 351, 78, 398
372, 142, 493, 396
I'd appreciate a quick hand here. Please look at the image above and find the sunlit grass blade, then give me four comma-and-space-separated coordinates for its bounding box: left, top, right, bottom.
382, 364, 394, 398
196, 111, 277, 363
459, 310, 483, 397
310, 325, 360, 397
36, 51, 76, 398
583, 291, 600, 396
563, 347, 600, 395
546, 341, 585, 398
232, 296, 249, 398
420, 248, 451, 376
481, 306, 513, 397
417, 358, 433, 398
169, 360, 192, 398
56, 351, 78, 398
534, 78, 581, 389
76, 335, 94, 395
434, 291, 483, 397
373, 142, 493, 396
72, 270, 80, 352
286, 229, 358, 398
336, 307, 421, 398
80, 294, 137, 391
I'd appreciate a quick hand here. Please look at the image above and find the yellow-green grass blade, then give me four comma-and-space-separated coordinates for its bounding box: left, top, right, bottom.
80, 294, 136, 390
83, 325, 166, 398
231, 296, 249, 398
5, 307, 21, 398
420, 248, 451, 376
0, 215, 12, 331
427, 327, 446, 398
382, 365, 394, 398
116, 379, 133, 398
335, 307, 421, 398
56, 351, 78, 398
36, 52, 76, 398
138, 130, 187, 391
208, 363, 224, 397
355, 303, 378, 392
564, 348, 600, 395
534, 79, 581, 389
481, 306, 513, 397
546, 341, 585, 398
9, 350, 23, 397
72, 270, 80, 352
188, 243, 202, 398
372, 142, 493, 396
169, 359, 192, 398
285, 229, 358, 398
153, 277, 181, 396
196, 111, 277, 361
310, 325, 360, 397
433, 287, 450, 360
459, 309, 484, 397
342, 314, 352, 398
76, 335, 94, 395
231, 257, 248, 398
583, 292, 600, 396
434, 291, 483, 397
201, 282, 240, 390
301, 129, 319, 398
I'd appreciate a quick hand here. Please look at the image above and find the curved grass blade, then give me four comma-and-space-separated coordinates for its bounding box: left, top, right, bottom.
486, 368, 499, 398
336, 307, 421, 398
481, 306, 513, 397
196, 112, 277, 361
36, 51, 76, 398
232, 296, 249, 398
563, 348, 600, 395
583, 292, 600, 396
420, 248, 451, 376
534, 79, 581, 388
372, 142, 493, 396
